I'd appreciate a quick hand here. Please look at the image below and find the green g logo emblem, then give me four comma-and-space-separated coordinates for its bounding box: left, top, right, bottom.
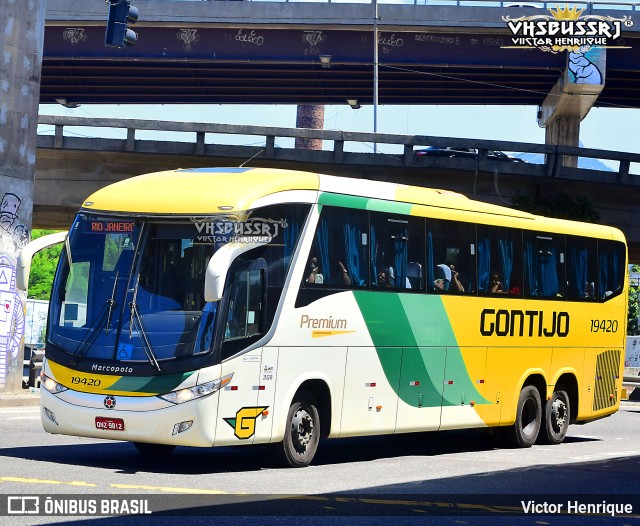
224, 406, 268, 439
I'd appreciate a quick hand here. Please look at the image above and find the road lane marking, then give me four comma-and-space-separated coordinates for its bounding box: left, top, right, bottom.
0, 476, 97, 487
0, 407, 39, 414
569, 451, 640, 461
111, 484, 232, 494
1, 477, 232, 494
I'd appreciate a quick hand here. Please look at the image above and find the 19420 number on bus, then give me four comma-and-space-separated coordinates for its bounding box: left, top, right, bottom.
590, 319, 618, 333
71, 377, 101, 387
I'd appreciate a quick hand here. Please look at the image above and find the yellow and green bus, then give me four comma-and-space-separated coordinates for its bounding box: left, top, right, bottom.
23, 167, 628, 467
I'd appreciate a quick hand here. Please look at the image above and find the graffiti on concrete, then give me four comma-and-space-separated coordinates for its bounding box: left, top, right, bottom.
0, 192, 30, 390
1, 193, 21, 233
0, 256, 25, 390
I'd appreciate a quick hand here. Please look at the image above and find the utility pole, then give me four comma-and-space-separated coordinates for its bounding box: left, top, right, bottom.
373, 0, 379, 154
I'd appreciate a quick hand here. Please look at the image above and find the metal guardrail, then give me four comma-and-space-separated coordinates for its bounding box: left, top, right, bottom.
37, 115, 640, 185
624, 376, 640, 387
184, 0, 640, 10
186, 0, 640, 10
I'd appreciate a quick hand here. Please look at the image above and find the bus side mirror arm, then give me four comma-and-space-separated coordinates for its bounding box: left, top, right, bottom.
204, 240, 268, 302
15, 231, 68, 291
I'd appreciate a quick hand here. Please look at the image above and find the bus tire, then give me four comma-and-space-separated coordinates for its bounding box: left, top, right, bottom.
132, 442, 176, 456
538, 390, 570, 445
502, 385, 542, 448
279, 390, 320, 468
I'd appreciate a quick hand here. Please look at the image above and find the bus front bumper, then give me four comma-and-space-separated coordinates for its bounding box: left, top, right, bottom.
39, 387, 220, 447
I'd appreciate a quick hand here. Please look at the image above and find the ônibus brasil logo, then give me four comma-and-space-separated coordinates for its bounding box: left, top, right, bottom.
502, 5, 633, 53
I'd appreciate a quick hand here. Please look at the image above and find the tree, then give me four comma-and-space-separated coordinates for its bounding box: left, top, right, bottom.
510, 191, 600, 223
27, 229, 63, 300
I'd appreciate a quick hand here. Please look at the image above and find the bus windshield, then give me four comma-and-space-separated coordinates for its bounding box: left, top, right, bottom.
48, 205, 308, 370
48, 215, 217, 366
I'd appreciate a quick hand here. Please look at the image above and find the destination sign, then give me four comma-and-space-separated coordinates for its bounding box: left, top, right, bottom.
86, 220, 136, 233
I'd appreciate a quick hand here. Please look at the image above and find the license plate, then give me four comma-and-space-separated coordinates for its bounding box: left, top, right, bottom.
95, 417, 125, 431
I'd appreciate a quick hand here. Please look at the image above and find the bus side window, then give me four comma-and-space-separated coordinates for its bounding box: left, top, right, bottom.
598, 240, 626, 301
221, 257, 267, 360
477, 225, 522, 297
566, 236, 597, 301
307, 206, 368, 289
524, 232, 565, 299
224, 268, 264, 341
370, 213, 423, 291
428, 219, 476, 294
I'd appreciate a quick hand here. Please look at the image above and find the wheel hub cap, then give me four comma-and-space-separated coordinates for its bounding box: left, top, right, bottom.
292, 409, 314, 449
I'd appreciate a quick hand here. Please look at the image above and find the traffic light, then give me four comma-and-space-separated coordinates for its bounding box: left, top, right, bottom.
105, 0, 139, 48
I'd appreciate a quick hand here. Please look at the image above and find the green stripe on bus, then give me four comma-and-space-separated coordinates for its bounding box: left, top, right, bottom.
365, 199, 413, 215
398, 294, 489, 405
110, 371, 195, 394
318, 193, 370, 209
318, 193, 413, 215
353, 291, 488, 407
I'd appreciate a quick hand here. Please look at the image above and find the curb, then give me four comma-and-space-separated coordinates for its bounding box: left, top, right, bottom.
0, 390, 41, 408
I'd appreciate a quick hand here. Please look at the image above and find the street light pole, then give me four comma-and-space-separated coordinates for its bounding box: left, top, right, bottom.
373, 0, 379, 154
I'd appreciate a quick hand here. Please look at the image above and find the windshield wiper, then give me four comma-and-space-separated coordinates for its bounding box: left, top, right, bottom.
105, 272, 118, 335
128, 274, 162, 373
70, 273, 120, 366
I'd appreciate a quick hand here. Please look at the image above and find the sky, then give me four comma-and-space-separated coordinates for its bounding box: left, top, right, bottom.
37, 103, 640, 172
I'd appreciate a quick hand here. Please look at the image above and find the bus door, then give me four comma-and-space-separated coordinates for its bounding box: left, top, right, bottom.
395, 346, 446, 433
215, 260, 267, 446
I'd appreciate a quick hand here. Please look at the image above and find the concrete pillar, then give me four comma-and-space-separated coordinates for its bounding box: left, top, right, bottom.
538, 47, 605, 169
0, 0, 47, 393
295, 104, 325, 150
544, 115, 581, 168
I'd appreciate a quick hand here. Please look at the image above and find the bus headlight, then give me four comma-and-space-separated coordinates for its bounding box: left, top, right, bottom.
158, 373, 233, 405
41, 374, 69, 394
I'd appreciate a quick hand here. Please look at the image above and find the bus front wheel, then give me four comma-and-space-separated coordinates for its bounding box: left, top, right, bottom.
279, 390, 320, 468
502, 385, 542, 448
538, 390, 570, 445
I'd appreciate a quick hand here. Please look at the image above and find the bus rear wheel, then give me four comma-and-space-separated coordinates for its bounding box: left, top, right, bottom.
538, 390, 570, 445
132, 442, 176, 456
279, 390, 320, 468
501, 385, 542, 448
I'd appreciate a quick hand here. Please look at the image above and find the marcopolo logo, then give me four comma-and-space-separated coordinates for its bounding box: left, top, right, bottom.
191, 215, 288, 244
502, 5, 633, 53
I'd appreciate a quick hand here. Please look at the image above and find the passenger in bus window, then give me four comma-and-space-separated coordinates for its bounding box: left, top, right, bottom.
585, 281, 595, 299
434, 264, 451, 292
490, 272, 505, 294
377, 269, 393, 288
448, 264, 465, 293
305, 256, 324, 284
334, 260, 351, 287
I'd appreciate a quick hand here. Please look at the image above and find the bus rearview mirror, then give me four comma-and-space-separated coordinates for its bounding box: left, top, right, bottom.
15, 231, 68, 292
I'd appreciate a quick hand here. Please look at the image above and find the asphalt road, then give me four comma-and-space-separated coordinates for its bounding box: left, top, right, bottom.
0, 401, 639, 525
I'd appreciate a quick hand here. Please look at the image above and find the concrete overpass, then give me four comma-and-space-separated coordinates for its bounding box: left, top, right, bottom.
42, 0, 640, 106
35, 115, 640, 261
